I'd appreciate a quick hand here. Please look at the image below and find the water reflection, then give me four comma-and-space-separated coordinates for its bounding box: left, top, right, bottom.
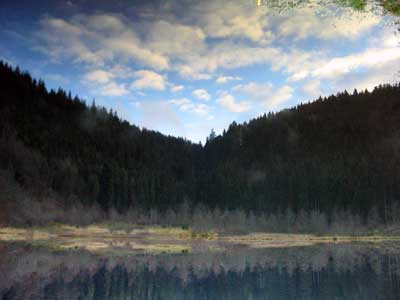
1, 242, 399, 299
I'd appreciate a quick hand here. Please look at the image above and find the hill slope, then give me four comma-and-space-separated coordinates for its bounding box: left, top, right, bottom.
1, 61, 400, 225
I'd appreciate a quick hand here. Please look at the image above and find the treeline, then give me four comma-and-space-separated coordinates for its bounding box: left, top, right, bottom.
1, 61, 400, 227
5, 180, 395, 233
200, 84, 400, 223
0, 61, 201, 216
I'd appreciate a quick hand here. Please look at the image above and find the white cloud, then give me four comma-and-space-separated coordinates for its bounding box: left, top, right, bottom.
85, 14, 125, 32
103, 34, 169, 70
108, 64, 134, 78
187, 103, 214, 116
233, 82, 273, 98
167, 98, 214, 117
332, 58, 400, 93
301, 80, 322, 99
278, 7, 380, 40
182, 43, 281, 74
265, 85, 294, 109
100, 82, 129, 96
147, 20, 206, 57
233, 82, 293, 109
37, 15, 169, 70
176, 65, 212, 80
33, 10, 337, 84
83, 68, 130, 97
216, 91, 251, 113
194, 1, 273, 43
215, 75, 242, 84
84, 70, 114, 84
130, 70, 166, 90
290, 46, 400, 81
318, 48, 400, 79
192, 89, 211, 101
167, 98, 191, 106
31, 3, 397, 129
33, 3, 393, 89
170, 84, 184, 93
174, 42, 316, 83
36, 18, 103, 65
285, 28, 400, 83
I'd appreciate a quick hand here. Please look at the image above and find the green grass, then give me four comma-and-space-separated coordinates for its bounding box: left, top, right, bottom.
348, 0, 367, 10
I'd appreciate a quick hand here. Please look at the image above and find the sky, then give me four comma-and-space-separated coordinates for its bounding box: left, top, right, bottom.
0, 0, 399, 143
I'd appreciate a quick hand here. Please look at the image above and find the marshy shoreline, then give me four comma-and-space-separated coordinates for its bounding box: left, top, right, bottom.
1, 223, 399, 255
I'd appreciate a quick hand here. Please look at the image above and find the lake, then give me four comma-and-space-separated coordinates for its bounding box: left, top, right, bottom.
1, 241, 399, 299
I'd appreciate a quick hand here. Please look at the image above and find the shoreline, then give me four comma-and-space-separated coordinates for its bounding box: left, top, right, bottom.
1, 223, 399, 255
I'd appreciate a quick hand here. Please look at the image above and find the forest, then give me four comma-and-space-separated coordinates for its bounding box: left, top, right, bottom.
1, 61, 400, 232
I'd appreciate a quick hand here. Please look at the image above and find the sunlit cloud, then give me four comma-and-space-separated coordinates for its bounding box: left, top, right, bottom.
194, 0, 273, 43
84, 70, 114, 84
130, 70, 166, 90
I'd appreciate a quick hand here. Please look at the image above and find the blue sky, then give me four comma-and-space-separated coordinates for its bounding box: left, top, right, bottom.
1, 0, 399, 143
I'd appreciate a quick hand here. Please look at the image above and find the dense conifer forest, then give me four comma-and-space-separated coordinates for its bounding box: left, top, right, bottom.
1, 61, 400, 230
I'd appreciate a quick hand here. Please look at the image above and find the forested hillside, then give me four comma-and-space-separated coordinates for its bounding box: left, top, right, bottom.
1, 61, 400, 228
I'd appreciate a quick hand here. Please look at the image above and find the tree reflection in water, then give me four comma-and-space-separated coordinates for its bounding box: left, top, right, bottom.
0, 242, 399, 299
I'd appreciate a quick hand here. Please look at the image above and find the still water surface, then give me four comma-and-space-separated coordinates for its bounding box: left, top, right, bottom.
1, 241, 399, 299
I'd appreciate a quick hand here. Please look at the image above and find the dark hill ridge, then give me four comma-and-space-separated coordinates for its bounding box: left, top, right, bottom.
1, 61, 400, 223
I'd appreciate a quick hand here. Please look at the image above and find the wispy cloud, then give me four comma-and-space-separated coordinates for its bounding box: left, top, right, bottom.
216, 75, 242, 84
